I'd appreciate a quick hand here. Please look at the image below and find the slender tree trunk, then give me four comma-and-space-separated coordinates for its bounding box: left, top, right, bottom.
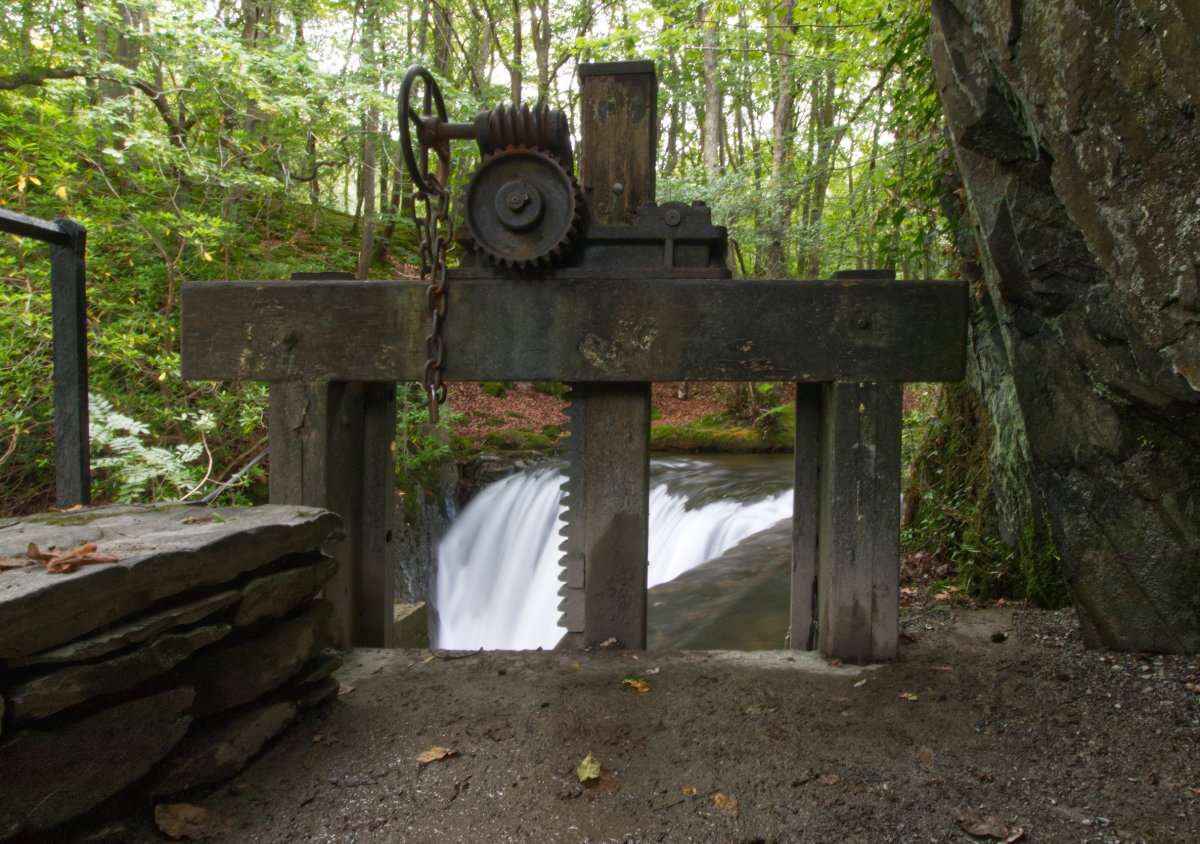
766, 0, 797, 277
510, 0, 523, 103
356, 0, 379, 278
700, 5, 721, 180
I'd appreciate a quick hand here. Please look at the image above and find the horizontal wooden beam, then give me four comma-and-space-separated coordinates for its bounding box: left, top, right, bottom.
181, 276, 966, 383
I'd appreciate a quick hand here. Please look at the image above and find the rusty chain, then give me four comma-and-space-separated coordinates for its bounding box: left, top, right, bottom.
401, 66, 452, 425
412, 179, 450, 423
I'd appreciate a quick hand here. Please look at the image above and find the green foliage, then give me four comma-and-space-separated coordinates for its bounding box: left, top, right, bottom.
902, 383, 1069, 607
0, 0, 959, 518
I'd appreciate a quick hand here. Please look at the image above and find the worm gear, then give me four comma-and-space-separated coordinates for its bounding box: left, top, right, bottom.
462, 145, 586, 271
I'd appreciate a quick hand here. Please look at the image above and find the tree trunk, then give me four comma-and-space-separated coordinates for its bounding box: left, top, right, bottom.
700, 5, 721, 180
766, 0, 798, 278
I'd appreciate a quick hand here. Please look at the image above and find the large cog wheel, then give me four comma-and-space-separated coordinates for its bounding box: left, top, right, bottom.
463, 145, 585, 271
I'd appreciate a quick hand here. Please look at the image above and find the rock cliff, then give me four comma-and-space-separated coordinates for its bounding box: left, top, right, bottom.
929, 0, 1200, 650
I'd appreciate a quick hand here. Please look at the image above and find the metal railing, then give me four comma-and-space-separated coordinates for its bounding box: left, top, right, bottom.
0, 208, 90, 507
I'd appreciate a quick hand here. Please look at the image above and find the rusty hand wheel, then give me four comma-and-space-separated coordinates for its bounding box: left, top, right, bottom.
399, 66, 450, 198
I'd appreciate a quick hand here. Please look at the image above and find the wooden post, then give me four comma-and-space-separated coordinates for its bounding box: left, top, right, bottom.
579, 61, 657, 225
815, 381, 902, 662
567, 61, 656, 648
268, 272, 396, 647
788, 383, 821, 650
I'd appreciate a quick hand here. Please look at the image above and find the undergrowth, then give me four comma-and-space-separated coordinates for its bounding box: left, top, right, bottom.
902, 382, 1068, 607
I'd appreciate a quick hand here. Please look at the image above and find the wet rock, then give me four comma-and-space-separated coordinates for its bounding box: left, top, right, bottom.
151, 701, 298, 796
182, 600, 336, 717
0, 504, 340, 659
7, 590, 240, 669
6, 624, 230, 722
290, 648, 344, 686
235, 553, 337, 627
0, 687, 194, 839
931, 0, 1200, 651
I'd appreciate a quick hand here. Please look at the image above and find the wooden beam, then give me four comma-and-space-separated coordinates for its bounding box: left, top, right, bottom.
181, 277, 967, 384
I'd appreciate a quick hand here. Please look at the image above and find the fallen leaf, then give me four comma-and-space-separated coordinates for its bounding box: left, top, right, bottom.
415, 746, 456, 765
24, 542, 119, 573
709, 792, 738, 818
899, 692, 919, 701
0, 555, 32, 570
931, 665, 955, 672
816, 773, 840, 787
622, 673, 650, 692
681, 785, 697, 795
154, 803, 210, 840
853, 678, 868, 688
951, 806, 1024, 841
337, 683, 355, 696
576, 753, 601, 784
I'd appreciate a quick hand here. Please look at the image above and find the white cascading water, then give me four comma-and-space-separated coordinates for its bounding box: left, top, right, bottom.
434, 459, 792, 650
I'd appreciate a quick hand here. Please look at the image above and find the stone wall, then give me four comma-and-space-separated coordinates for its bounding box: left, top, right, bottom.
0, 504, 342, 840
930, 0, 1200, 650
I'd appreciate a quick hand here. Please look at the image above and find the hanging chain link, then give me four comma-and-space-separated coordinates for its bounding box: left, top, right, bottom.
411, 169, 451, 424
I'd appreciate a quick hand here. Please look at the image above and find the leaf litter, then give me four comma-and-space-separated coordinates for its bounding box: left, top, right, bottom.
0, 542, 119, 574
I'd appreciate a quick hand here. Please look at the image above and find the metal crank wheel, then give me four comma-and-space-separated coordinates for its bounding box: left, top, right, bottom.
399, 65, 450, 198
463, 145, 585, 271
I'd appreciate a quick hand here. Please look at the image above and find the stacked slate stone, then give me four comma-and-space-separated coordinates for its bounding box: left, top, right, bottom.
0, 503, 342, 840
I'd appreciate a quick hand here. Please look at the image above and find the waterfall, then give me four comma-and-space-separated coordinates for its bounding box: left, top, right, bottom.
434, 456, 793, 650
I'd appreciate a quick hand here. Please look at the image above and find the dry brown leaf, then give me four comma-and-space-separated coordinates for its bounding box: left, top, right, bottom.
709, 792, 738, 818
0, 555, 32, 570
24, 541, 119, 574
899, 691, 919, 701
154, 803, 210, 840
681, 785, 697, 796
627, 679, 650, 692
415, 745, 456, 765
337, 683, 356, 696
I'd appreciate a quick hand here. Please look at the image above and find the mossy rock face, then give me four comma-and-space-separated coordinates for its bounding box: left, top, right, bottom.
902, 383, 1068, 608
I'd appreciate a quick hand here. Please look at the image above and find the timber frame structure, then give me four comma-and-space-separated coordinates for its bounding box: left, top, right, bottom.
181, 62, 967, 662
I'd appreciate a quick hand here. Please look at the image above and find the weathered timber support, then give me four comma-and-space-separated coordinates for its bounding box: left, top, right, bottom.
180, 63, 967, 662
559, 61, 657, 648
267, 272, 396, 648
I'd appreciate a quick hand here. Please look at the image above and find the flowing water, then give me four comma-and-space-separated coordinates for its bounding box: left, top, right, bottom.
434, 454, 794, 650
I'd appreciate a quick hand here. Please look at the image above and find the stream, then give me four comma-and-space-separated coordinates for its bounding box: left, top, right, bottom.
434, 454, 796, 650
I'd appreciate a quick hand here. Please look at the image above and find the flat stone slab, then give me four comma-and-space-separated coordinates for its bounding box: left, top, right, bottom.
0, 504, 339, 659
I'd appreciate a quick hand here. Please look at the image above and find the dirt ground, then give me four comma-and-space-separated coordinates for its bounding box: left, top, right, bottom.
94, 606, 1199, 844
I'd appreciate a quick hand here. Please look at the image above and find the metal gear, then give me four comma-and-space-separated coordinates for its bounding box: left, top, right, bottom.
462, 145, 586, 271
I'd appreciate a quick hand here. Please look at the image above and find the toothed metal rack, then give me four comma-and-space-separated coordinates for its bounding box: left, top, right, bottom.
180, 61, 968, 662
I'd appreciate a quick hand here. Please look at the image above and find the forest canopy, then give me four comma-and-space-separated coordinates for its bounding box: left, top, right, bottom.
0, 0, 949, 512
